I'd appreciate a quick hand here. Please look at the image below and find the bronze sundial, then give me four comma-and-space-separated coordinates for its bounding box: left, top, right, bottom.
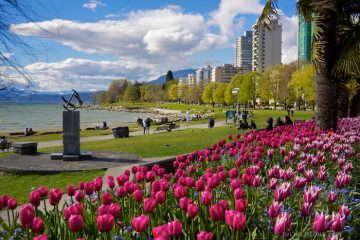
62, 89, 83, 111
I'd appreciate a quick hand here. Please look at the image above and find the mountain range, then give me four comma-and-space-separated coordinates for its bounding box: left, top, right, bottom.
147, 69, 196, 84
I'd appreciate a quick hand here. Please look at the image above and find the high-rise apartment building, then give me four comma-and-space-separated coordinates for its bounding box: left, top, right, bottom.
298, 14, 313, 64
252, 22, 282, 72
196, 65, 212, 85
235, 31, 253, 73
211, 64, 244, 83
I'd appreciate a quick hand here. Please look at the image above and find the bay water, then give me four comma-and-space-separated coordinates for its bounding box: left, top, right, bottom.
0, 102, 152, 132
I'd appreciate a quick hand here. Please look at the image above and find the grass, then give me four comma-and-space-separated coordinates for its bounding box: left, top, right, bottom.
0, 170, 105, 204
42, 126, 246, 158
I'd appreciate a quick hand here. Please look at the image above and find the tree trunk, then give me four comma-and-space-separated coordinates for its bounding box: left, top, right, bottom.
314, 0, 339, 130
274, 101, 277, 110
253, 99, 256, 109
337, 84, 350, 118
350, 90, 360, 117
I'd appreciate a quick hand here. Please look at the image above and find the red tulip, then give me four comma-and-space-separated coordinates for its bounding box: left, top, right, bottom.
20, 204, 35, 227
209, 205, 223, 221
97, 214, 114, 232
101, 192, 113, 205
225, 210, 246, 231
7, 197, 17, 210
74, 190, 84, 202
166, 220, 182, 236
274, 213, 292, 236
30, 217, 44, 233
29, 190, 41, 207
200, 190, 212, 205
313, 212, 330, 233
33, 234, 48, 240
49, 188, 62, 206
68, 215, 84, 232
235, 199, 247, 212
197, 231, 213, 240
143, 197, 157, 213
132, 214, 149, 232
133, 189, 143, 202
187, 203, 199, 218
66, 185, 76, 197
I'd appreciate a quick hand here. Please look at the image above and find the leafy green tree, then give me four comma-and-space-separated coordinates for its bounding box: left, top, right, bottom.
224, 74, 243, 105
258, 0, 360, 129
289, 64, 315, 110
143, 84, 165, 102
202, 82, 216, 107
213, 83, 227, 105
107, 79, 128, 103
168, 84, 179, 102
123, 81, 141, 103
240, 72, 259, 109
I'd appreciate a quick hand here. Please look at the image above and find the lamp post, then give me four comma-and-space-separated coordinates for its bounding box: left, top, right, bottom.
232, 87, 240, 122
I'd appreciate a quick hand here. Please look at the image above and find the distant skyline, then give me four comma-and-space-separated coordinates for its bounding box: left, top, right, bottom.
6, 0, 298, 92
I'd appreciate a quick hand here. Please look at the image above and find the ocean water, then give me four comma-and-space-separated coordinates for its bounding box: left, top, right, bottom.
0, 102, 152, 132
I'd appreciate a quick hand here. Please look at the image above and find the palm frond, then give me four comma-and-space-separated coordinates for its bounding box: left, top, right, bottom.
256, 0, 280, 30
296, 0, 314, 23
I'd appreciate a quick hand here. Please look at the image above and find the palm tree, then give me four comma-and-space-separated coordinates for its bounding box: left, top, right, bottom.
257, 0, 360, 130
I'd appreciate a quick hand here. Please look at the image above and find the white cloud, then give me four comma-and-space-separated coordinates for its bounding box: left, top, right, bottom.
209, 0, 263, 36
83, 0, 106, 11
280, 14, 298, 64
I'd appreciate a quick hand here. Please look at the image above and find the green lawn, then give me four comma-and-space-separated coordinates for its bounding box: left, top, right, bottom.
0, 170, 105, 204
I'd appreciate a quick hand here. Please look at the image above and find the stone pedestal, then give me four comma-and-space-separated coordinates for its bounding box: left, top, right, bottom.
51, 111, 92, 161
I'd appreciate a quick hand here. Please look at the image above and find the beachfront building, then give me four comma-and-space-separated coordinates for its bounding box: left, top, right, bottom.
235, 31, 253, 73
211, 64, 244, 83
195, 65, 212, 85
298, 14, 313, 65
252, 22, 282, 72
187, 73, 196, 85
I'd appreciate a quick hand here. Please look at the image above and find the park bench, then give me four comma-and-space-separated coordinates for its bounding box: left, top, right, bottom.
154, 124, 180, 133
0, 142, 12, 152
13, 142, 38, 155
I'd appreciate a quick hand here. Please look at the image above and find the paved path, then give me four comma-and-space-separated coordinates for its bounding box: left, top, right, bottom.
38, 120, 228, 148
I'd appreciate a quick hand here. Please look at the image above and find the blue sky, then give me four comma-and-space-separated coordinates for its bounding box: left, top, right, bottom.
8, 0, 298, 91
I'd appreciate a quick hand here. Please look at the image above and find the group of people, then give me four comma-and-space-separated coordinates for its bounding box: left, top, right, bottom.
265, 115, 293, 131
237, 119, 257, 130
24, 128, 35, 136
0, 136, 9, 151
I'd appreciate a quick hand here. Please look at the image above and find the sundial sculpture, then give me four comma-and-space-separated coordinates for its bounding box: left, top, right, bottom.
51, 89, 92, 161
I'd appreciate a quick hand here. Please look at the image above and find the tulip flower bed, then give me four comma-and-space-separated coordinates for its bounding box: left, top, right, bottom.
0, 118, 359, 240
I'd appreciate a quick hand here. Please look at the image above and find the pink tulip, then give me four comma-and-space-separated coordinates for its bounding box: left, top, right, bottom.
132, 214, 149, 232
313, 212, 330, 233
116, 187, 126, 198
124, 181, 135, 193
93, 179, 103, 191
173, 186, 187, 199
49, 188, 62, 206
33, 234, 48, 240
29, 190, 41, 207
330, 213, 345, 232
37, 186, 48, 198
30, 217, 44, 233
233, 188, 245, 199
269, 178, 277, 190
68, 215, 84, 232
143, 197, 157, 213
84, 182, 94, 195
225, 210, 246, 231
251, 175, 262, 187
109, 203, 121, 219
145, 171, 156, 182
228, 168, 238, 178
135, 172, 145, 182
97, 214, 114, 232
200, 190, 212, 205
300, 202, 313, 217
101, 192, 113, 205
151, 181, 161, 193
268, 201, 282, 218
328, 191, 336, 203
197, 231, 213, 240
327, 234, 343, 240
292, 175, 307, 189
98, 205, 110, 216
74, 190, 84, 202
180, 197, 192, 211
133, 189, 143, 202
116, 174, 129, 186
166, 220, 182, 236
209, 205, 223, 221
304, 169, 314, 182
217, 200, 228, 212
106, 176, 115, 189
339, 205, 351, 217
230, 178, 242, 190
303, 186, 321, 203
78, 181, 85, 190
152, 225, 169, 239
68, 203, 83, 216
155, 191, 166, 204
63, 207, 71, 220
274, 213, 292, 236
187, 203, 199, 218
20, 204, 35, 227
235, 199, 247, 212
66, 185, 76, 197
7, 197, 17, 210
274, 182, 291, 202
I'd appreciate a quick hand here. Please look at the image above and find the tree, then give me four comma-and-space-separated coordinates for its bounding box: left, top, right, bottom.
288, 64, 316, 110
240, 72, 259, 109
123, 81, 141, 103
224, 74, 243, 105
168, 84, 179, 102
0, 0, 37, 93
165, 70, 174, 83
213, 83, 227, 105
143, 84, 165, 103
258, 0, 360, 129
202, 82, 216, 107
107, 79, 128, 103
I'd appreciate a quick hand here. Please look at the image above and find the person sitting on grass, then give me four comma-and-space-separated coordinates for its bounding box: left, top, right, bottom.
284, 115, 293, 125
265, 117, 273, 131
274, 117, 285, 128
237, 120, 247, 130
250, 120, 257, 129
28, 128, 34, 135
0, 136, 8, 151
